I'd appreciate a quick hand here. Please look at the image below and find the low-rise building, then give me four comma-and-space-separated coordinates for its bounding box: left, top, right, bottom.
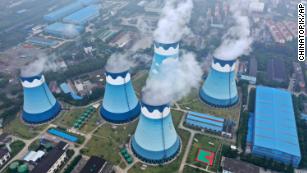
31, 141, 69, 173
0, 148, 10, 167
80, 156, 113, 173
221, 157, 260, 173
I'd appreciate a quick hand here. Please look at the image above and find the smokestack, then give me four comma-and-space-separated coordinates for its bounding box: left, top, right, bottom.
99, 69, 140, 124
199, 57, 238, 107
20, 74, 61, 124
131, 101, 181, 164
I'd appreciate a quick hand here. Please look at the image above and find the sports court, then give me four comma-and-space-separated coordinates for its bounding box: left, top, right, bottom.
195, 148, 215, 166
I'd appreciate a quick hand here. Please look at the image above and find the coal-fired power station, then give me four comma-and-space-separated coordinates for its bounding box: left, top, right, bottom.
150, 41, 179, 75
21, 74, 61, 124
99, 69, 140, 124
200, 57, 239, 107
131, 102, 181, 164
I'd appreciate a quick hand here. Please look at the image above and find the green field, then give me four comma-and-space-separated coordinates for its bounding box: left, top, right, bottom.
132, 70, 148, 97
178, 89, 241, 121
187, 134, 222, 172
4, 116, 48, 139
183, 166, 210, 173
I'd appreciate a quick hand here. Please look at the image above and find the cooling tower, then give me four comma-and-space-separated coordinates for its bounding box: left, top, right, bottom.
21, 74, 61, 124
100, 70, 140, 124
131, 102, 181, 164
150, 41, 179, 75
200, 57, 239, 107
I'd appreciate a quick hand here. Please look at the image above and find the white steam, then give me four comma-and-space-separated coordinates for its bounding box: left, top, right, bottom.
214, 2, 253, 60
142, 52, 202, 105
154, 0, 193, 43
105, 53, 135, 73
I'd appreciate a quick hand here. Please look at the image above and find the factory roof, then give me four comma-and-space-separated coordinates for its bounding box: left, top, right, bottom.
63, 5, 101, 25
249, 57, 258, 77
27, 37, 59, 47
80, 156, 106, 173
44, 2, 83, 22
186, 111, 224, 128
221, 157, 260, 173
254, 86, 301, 157
23, 150, 45, 162
44, 22, 84, 38
78, 0, 99, 5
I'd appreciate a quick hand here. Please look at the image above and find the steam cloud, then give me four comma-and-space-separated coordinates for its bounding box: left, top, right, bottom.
214, 1, 253, 60
142, 52, 202, 105
154, 0, 193, 43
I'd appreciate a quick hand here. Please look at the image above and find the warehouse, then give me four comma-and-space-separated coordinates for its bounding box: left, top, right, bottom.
44, 2, 83, 22
44, 22, 84, 38
63, 5, 101, 25
78, 0, 99, 5
185, 111, 224, 132
26, 37, 59, 47
250, 86, 301, 167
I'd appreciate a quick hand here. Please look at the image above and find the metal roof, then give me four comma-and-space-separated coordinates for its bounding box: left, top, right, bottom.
44, 2, 83, 22
63, 5, 101, 25
254, 86, 301, 157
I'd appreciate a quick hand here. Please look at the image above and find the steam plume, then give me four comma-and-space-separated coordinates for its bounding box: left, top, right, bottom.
154, 0, 193, 43
214, 1, 253, 60
142, 52, 202, 105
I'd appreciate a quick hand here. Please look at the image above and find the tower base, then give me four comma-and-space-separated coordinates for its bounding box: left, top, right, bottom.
199, 90, 239, 108
131, 136, 181, 164
99, 103, 141, 124
22, 101, 62, 124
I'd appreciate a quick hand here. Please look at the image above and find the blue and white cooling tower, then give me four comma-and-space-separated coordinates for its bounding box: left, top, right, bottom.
131, 102, 181, 164
200, 57, 239, 107
150, 41, 179, 75
21, 74, 61, 124
100, 70, 140, 124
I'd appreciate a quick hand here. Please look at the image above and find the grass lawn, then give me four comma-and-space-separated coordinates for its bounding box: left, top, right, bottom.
82, 120, 138, 165
10, 140, 25, 157
183, 166, 210, 173
54, 109, 86, 128
187, 134, 222, 172
79, 111, 101, 133
132, 70, 148, 97
178, 89, 241, 121
4, 117, 48, 139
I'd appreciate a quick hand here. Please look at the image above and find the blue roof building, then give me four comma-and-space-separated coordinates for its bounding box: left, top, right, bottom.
44, 22, 84, 38
250, 86, 301, 167
100, 70, 140, 124
63, 5, 101, 25
26, 37, 59, 47
78, 0, 99, 5
44, 2, 84, 22
20, 74, 61, 124
185, 111, 224, 132
149, 41, 179, 76
131, 102, 181, 164
200, 57, 239, 107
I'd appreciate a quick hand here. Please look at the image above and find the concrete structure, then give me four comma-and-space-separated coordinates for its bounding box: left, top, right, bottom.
80, 156, 113, 173
44, 22, 84, 39
131, 102, 181, 164
150, 41, 179, 75
31, 141, 69, 173
0, 148, 10, 168
185, 111, 224, 132
100, 70, 140, 124
200, 57, 239, 107
23, 150, 45, 162
250, 86, 301, 167
63, 5, 101, 25
20, 74, 61, 124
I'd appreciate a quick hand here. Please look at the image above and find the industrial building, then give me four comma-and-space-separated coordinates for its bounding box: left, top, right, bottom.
221, 157, 261, 173
44, 22, 84, 38
131, 102, 181, 164
78, 0, 100, 6
150, 41, 179, 75
44, 2, 84, 22
80, 156, 113, 173
100, 69, 140, 124
200, 57, 239, 107
63, 5, 101, 25
31, 141, 69, 173
249, 86, 301, 167
267, 58, 287, 83
26, 37, 59, 47
185, 111, 224, 132
20, 74, 61, 124
0, 148, 10, 168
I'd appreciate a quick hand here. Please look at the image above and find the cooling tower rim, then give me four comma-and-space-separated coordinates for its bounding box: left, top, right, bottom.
141, 101, 170, 113
20, 73, 43, 82
154, 40, 179, 49
105, 69, 130, 78
105, 65, 130, 75
213, 57, 237, 64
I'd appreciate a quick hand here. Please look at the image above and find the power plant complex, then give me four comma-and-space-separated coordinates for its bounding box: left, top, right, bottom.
200, 57, 239, 107
20, 74, 61, 124
99, 69, 140, 124
131, 102, 181, 164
